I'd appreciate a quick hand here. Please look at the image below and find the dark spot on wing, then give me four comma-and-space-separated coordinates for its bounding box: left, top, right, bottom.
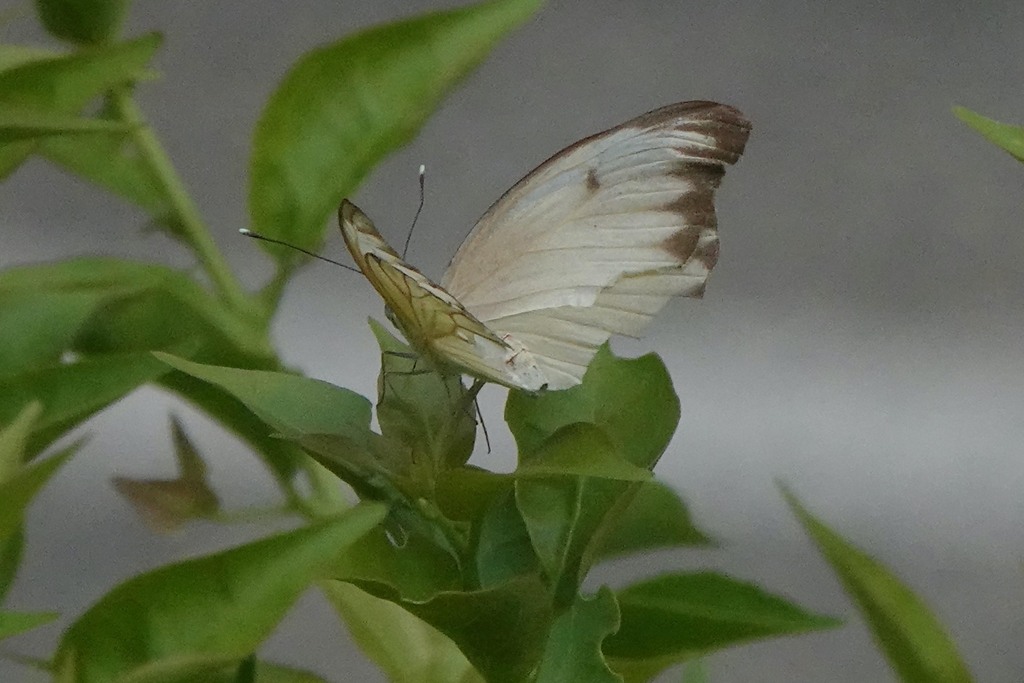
585, 168, 600, 192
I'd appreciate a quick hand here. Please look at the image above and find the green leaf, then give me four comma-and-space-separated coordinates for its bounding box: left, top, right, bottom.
473, 489, 540, 588
534, 588, 622, 683
954, 106, 1024, 162
39, 95, 168, 212
0, 439, 80, 540
297, 457, 351, 518
0, 609, 58, 640
332, 524, 461, 601
54, 504, 387, 683
0, 423, 79, 601
0, 402, 42, 480
248, 0, 541, 260
435, 465, 511, 522
78, 283, 260, 365
0, 258, 272, 368
72, 276, 271, 366
681, 659, 709, 683
470, 429, 654, 509
0, 352, 170, 457
0, 404, 48, 601
249, 662, 333, 683
107, 654, 246, 683
156, 371, 307, 484
347, 573, 552, 683
516, 474, 630, 605
0, 45, 59, 73
506, 345, 679, 469
153, 353, 372, 439
298, 432, 468, 570
323, 581, 482, 683
0, 103, 129, 141
292, 432, 404, 502
0, 288, 119, 377
152, 660, 334, 683
591, 481, 712, 563
782, 487, 973, 683
370, 319, 476, 470
604, 572, 841, 681
0, 527, 24, 601
0, 257, 160, 292
517, 423, 653, 482
154, 355, 383, 504
505, 349, 679, 602
35, 0, 130, 45
0, 34, 157, 108
513, 424, 653, 605
0, 34, 160, 177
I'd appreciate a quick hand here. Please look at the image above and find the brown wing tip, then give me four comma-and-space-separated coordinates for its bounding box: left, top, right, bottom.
632, 100, 752, 162
635, 100, 751, 130
338, 198, 358, 224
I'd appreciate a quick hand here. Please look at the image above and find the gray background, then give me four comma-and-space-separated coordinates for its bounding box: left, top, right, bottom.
4, 1, 1024, 680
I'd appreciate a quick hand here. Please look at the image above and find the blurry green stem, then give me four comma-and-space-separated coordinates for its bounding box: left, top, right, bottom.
109, 88, 255, 317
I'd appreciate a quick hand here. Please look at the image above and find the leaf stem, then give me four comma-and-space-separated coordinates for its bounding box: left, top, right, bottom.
109, 87, 255, 317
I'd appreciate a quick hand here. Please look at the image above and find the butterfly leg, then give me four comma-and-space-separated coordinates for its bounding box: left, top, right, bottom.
474, 392, 491, 453
461, 379, 490, 453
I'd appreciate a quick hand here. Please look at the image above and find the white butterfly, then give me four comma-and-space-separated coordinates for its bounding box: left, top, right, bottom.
340, 101, 750, 392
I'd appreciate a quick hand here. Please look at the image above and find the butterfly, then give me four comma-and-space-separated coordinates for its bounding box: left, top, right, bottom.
340, 100, 750, 392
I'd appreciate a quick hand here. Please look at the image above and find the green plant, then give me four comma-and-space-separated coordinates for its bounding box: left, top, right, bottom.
0, 1, 992, 681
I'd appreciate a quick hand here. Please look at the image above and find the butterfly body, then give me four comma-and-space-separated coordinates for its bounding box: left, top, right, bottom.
340, 201, 549, 390
339, 101, 750, 391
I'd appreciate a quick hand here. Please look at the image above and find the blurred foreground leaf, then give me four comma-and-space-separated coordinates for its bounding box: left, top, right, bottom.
249, 0, 541, 261
323, 581, 481, 683
35, 0, 131, 45
533, 588, 621, 683
592, 481, 711, 562
782, 486, 973, 683
0, 404, 80, 606
153, 353, 372, 439
954, 106, 1024, 163
54, 504, 386, 682
0, 104, 128, 141
0, 352, 169, 457
0, 609, 58, 641
40, 95, 168, 213
605, 572, 840, 682
349, 573, 552, 683
0, 34, 159, 177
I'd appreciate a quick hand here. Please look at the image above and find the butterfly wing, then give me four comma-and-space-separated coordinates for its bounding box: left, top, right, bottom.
441, 101, 750, 389
338, 200, 548, 390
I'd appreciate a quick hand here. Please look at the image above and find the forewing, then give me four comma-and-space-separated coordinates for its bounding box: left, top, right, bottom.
441, 101, 750, 389
338, 200, 546, 390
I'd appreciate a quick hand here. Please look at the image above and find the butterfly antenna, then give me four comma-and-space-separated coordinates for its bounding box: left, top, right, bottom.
238, 229, 359, 273
401, 164, 426, 259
